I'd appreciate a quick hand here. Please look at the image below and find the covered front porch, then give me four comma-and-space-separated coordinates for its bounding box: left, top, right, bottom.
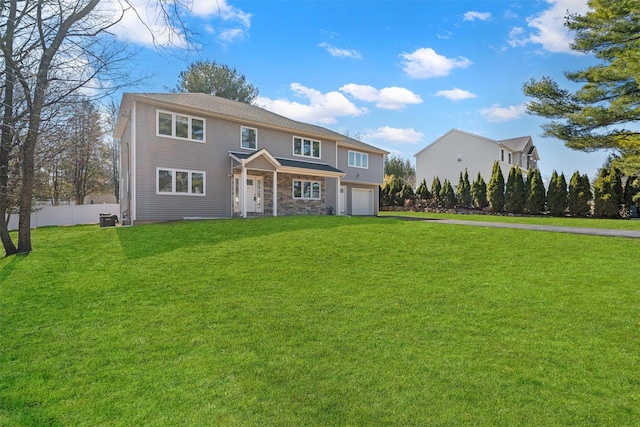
229, 149, 345, 218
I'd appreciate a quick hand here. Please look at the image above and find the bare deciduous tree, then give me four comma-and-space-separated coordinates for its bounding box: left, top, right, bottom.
0, 0, 194, 255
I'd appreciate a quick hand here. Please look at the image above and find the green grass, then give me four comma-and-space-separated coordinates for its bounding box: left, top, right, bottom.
1, 216, 639, 425
380, 209, 640, 230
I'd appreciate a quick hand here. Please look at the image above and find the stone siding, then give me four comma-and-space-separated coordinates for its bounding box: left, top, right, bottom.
277, 173, 326, 215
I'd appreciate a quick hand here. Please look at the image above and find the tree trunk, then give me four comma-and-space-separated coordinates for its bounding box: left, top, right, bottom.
0, 0, 18, 256
16, 0, 101, 253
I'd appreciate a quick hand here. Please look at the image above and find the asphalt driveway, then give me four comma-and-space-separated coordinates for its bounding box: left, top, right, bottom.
390, 216, 640, 239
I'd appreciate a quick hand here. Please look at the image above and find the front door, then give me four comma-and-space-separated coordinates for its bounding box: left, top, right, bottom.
245, 177, 263, 213
339, 185, 347, 214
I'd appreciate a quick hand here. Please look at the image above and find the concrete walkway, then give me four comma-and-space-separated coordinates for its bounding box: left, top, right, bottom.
391, 216, 640, 239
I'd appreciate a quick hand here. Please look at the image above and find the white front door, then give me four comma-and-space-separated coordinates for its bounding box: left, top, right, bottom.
339, 185, 347, 214
245, 177, 263, 213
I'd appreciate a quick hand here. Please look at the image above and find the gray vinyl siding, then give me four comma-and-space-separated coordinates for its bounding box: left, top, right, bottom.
134, 102, 228, 221
324, 177, 338, 215
132, 100, 342, 222
244, 155, 276, 171
337, 146, 384, 184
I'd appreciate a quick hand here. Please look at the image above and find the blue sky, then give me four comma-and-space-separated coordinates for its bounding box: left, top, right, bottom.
112, 0, 609, 181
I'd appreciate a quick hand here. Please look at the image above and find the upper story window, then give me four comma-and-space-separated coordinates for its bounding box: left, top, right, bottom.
241, 126, 257, 150
157, 110, 205, 142
293, 137, 320, 159
500, 148, 505, 162
348, 150, 368, 169
457, 152, 463, 163
508, 152, 512, 164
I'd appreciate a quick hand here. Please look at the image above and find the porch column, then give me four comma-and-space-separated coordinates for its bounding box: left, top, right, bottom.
272, 170, 278, 217
241, 163, 247, 218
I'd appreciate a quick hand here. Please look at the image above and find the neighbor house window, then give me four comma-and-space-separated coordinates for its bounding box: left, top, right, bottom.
241, 126, 257, 150
157, 110, 205, 142
293, 137, 320, 159
508, 153, 512, 164
157, 167, 205, 195
500, 149, 505, 162
457, 152, 463, 162
348, 150, 369, 168
292, 180, 321, 200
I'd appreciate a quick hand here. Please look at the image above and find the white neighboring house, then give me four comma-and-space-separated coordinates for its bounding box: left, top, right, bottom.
414, 129, 540, 189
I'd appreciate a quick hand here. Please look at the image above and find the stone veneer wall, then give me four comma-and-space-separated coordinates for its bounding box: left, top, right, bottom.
277, 173, 326, 215
233, 172, 328, 216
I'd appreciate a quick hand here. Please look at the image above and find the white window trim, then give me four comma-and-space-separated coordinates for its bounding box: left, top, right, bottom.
292, 136, 321, 159
241, 126, 258, 150
292, 179, 321, 200
348, 150, 369, 169
156, 109, 206, 143
156, 167, 206, 196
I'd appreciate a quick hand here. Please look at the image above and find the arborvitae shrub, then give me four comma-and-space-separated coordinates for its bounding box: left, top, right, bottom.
440, 179, 456, 208
594, 168, 619, 218
487, 161, 505, 213
547, 171, 568, 216
399, 181, 415, 205
471, 172, 488, 209
568, 171, 590, 216
456, 169, 472, 208
505, 166, 525, 213
526, 169, 546, 214
431, 177, 442, 207
415, 178, 430, 200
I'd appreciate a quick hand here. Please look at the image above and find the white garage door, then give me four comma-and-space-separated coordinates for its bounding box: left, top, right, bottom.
352, 188, 374, 215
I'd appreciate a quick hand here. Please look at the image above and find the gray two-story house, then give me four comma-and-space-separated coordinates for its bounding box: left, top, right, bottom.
114, 93, 388, 225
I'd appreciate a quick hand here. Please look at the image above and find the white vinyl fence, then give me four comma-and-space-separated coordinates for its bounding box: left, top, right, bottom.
8, 204, 120, 230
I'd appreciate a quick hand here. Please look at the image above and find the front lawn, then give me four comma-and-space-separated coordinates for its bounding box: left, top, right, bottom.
1, 216, 638, 425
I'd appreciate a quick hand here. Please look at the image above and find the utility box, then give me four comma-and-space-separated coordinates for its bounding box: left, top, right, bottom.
100, 213, 118, 227
630, 205, 639, 219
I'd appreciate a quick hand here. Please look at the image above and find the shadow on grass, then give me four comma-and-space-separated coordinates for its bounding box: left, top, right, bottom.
0, 254, 27, 284
114, 216, 373, 260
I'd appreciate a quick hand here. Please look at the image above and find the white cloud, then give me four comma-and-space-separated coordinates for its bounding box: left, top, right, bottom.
319, 43, 362, 59
400, 48, 472, 79
340, 84, 422, 111
256, 83, 366, 125
363, 126, 425, 145
480, 103, 527, 122
219, 28, 245, 43
508, 0, 589, 54
436, 88, 477, 101
463, 11, 491, 21
191, 0, 252, 27
108, 0, 251, 47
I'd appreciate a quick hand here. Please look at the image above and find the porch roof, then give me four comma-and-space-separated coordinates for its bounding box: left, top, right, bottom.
229, 150, 344, 175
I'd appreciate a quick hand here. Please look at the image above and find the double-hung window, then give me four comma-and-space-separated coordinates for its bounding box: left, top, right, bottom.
157, 110, 205, 142
293, 137, 320, 159
241, 126, 257, 150
292, 180, 321, 200
348, 150, 368, 168
157, 168, 205, 195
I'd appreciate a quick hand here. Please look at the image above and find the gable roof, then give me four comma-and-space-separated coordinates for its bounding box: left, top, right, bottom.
414, 129, 496, 157
415, 128, 535, 157
499, 136, 532, 152
229, 150, 344, 176
119, 93, 388, 155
